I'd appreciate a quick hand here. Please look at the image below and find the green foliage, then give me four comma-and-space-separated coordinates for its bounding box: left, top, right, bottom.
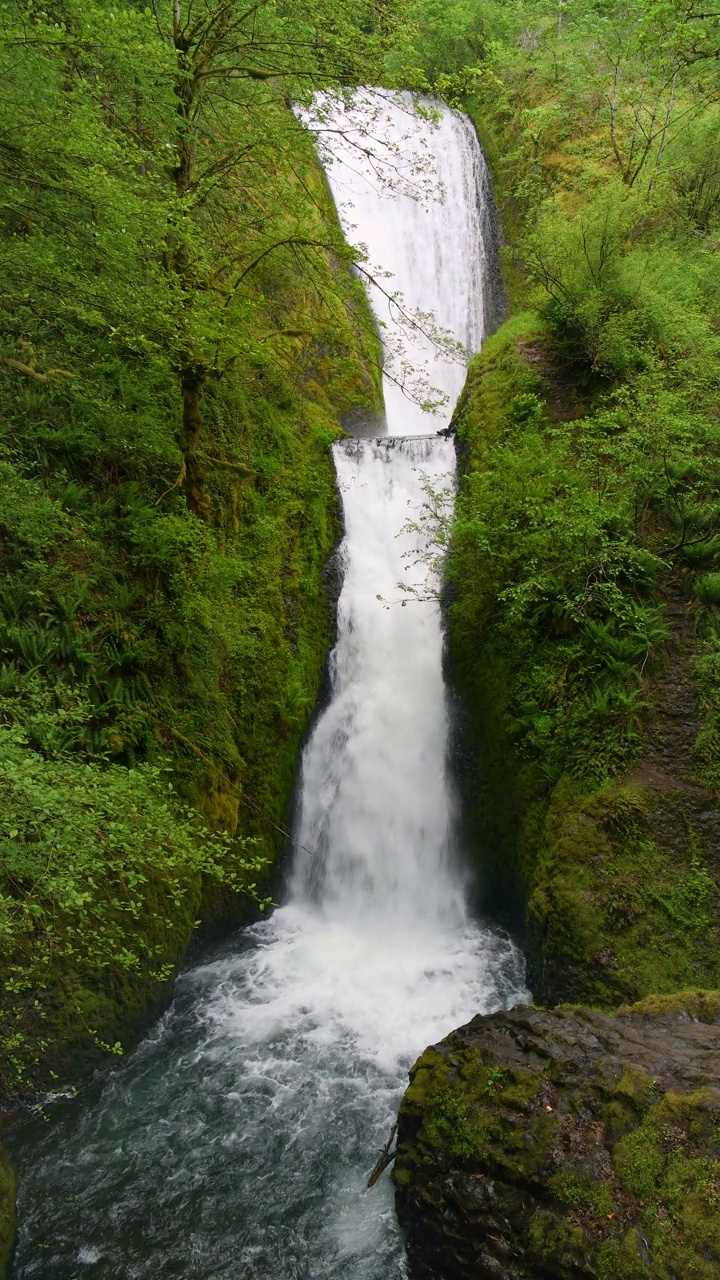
0, 720, 269, 1097
667, 108, 720, 232
484, 1065, 505, 1099
0, 0, 388, 512
695, 574, 720, 607
449, 319, 672, 790
384, 0, 488, 86
0, 0, 386, 1095
522, 188, 720, 383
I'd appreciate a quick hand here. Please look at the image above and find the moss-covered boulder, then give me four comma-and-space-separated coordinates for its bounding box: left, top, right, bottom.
394, 994, 720, 1279
0, 1144, 15, 1279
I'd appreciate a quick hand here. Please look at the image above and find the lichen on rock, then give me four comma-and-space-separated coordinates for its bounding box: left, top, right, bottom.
394, 994, 720, 1279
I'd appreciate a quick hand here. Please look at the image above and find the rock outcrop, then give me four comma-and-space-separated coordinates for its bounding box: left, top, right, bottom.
0, 1144, 14, 1279
394, 993, 720, 1279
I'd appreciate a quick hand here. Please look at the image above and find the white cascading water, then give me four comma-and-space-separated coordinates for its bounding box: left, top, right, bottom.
308, 89, 496, 433
295, 441, 464, 924
10, 92, 525, 1280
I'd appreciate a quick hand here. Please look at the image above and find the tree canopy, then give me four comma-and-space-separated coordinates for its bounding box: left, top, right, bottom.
1, 0, 394, 513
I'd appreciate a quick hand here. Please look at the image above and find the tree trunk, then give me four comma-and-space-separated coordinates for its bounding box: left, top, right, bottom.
177, 366, 211, 520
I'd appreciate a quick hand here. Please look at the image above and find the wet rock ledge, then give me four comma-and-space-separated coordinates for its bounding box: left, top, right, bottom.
0, 1143, 14, 1278
393, 994, 720, 1279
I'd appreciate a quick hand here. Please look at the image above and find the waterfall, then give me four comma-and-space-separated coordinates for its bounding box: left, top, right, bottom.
290, 91, 496, 934
308, 90, 498, 434
9, 92, 526, 1280
293, 437, 462, 923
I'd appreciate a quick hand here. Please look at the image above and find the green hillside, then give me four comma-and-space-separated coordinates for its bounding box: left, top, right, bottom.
0, 0, 387, 1103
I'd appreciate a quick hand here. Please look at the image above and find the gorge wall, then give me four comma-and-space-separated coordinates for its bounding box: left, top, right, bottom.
388, 4, 720, 1276
0, 116, 382, 1109
448, 315, 720, 1010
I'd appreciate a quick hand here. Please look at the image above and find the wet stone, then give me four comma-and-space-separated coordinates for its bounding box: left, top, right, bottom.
394, 994, 720, 1279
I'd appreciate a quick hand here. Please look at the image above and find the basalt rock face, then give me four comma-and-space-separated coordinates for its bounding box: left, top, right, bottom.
394, 994, 720, 1280
0, 1144, 14, 1279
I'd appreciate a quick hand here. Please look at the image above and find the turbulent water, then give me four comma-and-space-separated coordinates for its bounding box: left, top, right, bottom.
9, 92, 525, 1279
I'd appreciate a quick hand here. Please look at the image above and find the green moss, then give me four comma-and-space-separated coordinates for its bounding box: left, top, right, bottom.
0, 135, 383, 1100
526, 783, 720, 1006
526, 1211, 587, 1272
548, 1169, 615, 1215
497, 1065, 543, 1112
453, 311, 548, 458
402, 1048, 445, 1114
401, 1046, 558, 1182
449, 313, 720, 1006
611, 1089, 720, 1278
624, 990, 720, 1023
595, 1231, 649, 1280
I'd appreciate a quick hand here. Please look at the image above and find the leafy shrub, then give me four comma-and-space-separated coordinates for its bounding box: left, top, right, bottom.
695, 574, 720, 608
0, 723, 268, 1094
450, 334, 671, 785
667, 108, 720, 233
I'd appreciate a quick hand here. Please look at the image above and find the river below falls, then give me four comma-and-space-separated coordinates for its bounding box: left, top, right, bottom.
8, 90, 527, 1278
9, 908, 524, 1278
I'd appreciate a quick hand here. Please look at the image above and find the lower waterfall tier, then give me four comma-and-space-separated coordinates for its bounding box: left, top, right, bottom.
10, 906, 523, 1277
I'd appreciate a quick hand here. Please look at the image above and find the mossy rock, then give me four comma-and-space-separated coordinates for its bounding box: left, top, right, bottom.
0, 1144, 15, 1279
527, 779, 720, 1008
394, 994, 720, 1279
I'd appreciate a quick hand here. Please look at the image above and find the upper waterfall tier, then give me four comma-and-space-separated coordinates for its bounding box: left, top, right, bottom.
308, 91, 495, 436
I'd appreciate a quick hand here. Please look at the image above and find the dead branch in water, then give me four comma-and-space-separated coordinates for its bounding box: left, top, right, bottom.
366, 1122, 398, 1189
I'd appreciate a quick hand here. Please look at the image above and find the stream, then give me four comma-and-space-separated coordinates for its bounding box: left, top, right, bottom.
9, 91, 526, 1279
